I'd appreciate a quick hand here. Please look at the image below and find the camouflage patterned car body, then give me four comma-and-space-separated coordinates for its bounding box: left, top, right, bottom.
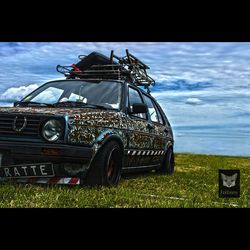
0, 79, 174, 184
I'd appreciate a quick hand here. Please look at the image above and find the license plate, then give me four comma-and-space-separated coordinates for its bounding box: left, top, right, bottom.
0, 163, 55, 178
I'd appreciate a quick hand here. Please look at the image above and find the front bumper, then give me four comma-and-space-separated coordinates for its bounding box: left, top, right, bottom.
0, 141, 93, 178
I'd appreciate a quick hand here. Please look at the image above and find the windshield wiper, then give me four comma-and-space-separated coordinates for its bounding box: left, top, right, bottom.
53, 101, 108, 110
15, 101, 55, 107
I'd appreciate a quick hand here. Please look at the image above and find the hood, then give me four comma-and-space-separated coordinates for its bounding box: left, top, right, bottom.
0, 106, 126, 129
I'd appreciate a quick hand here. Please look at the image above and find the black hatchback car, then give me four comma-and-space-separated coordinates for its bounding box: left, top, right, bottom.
0, 50, 174, 186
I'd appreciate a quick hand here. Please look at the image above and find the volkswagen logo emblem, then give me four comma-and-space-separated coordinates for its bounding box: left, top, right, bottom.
13, 116, 27, 133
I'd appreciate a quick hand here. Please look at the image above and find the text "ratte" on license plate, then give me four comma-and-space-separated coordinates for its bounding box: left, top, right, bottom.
0, 163, 55, 178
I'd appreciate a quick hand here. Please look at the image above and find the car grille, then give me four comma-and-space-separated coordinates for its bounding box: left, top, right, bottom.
0, 114, 42, 139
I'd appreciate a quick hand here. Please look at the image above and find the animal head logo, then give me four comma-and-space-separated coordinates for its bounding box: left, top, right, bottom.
221, 173, 238, 188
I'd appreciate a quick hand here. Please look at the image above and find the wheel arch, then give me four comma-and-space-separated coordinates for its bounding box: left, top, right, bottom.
90, 130, 125, 162
85, 131, 124, 186
97, 134, 124, 154
160, 141, 174, 168
165, 140, 174, 153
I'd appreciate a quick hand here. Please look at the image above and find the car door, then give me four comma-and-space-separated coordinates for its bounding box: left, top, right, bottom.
142, 94, 168, 165
125, 86, 154, 168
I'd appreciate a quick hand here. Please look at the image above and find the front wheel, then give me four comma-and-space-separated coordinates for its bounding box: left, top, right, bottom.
85, 141, 123, 186
157, 147, 175, 175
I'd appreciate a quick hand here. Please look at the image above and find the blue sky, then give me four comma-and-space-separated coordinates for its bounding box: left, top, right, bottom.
0, 42, 249, 156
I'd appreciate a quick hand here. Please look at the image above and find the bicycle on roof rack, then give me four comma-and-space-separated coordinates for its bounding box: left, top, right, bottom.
56, 49, 155, 93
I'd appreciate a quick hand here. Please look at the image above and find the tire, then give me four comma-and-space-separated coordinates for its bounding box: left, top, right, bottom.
158, 147, 175, 175
85, 141, 123, 186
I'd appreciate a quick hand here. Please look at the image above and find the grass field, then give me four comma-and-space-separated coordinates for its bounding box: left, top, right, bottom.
0, 153, 249, 208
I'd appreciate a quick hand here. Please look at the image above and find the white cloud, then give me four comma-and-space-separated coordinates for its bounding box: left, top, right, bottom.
0, 84, 40, 102
185, 98, 202, 105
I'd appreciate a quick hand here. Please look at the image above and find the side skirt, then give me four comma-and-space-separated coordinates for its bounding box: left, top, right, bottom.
122, 164, 160, 173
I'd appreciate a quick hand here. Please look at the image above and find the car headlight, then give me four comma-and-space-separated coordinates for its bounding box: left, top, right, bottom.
42, 119, 63, 142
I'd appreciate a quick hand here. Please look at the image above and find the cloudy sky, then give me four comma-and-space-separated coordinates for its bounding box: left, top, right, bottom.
0, 42, 249, 156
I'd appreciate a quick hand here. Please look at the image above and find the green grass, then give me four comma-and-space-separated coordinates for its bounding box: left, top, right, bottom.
0, 153, 249, 208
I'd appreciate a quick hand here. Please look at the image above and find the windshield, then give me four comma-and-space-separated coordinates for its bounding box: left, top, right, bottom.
21, 80, 122, 109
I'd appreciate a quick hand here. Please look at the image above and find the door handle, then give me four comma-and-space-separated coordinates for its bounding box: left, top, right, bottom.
146, 123, 154, 130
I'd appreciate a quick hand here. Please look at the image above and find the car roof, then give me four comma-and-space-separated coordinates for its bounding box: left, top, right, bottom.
46, 79, 124, 84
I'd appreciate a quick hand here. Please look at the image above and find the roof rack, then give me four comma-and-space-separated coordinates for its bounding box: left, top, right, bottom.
56, 49, 155, 93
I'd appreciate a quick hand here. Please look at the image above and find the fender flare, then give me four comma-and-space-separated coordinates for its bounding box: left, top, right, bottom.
165, 140, 174, 152
86, 130, 124, 171
94, 132, 124, 154
158, 141, 174, 170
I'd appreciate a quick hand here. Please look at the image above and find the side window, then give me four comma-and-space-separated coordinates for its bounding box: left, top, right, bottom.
128, 87, 146, 119
154, 102, 164, 125
143, 95, 165, 124
143, 95, 158, 123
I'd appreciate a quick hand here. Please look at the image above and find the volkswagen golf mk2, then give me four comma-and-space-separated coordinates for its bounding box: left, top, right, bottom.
0, 51, 174, 186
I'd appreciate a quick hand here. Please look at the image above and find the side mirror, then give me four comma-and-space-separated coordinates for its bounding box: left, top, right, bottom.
131, 103, 147, 114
